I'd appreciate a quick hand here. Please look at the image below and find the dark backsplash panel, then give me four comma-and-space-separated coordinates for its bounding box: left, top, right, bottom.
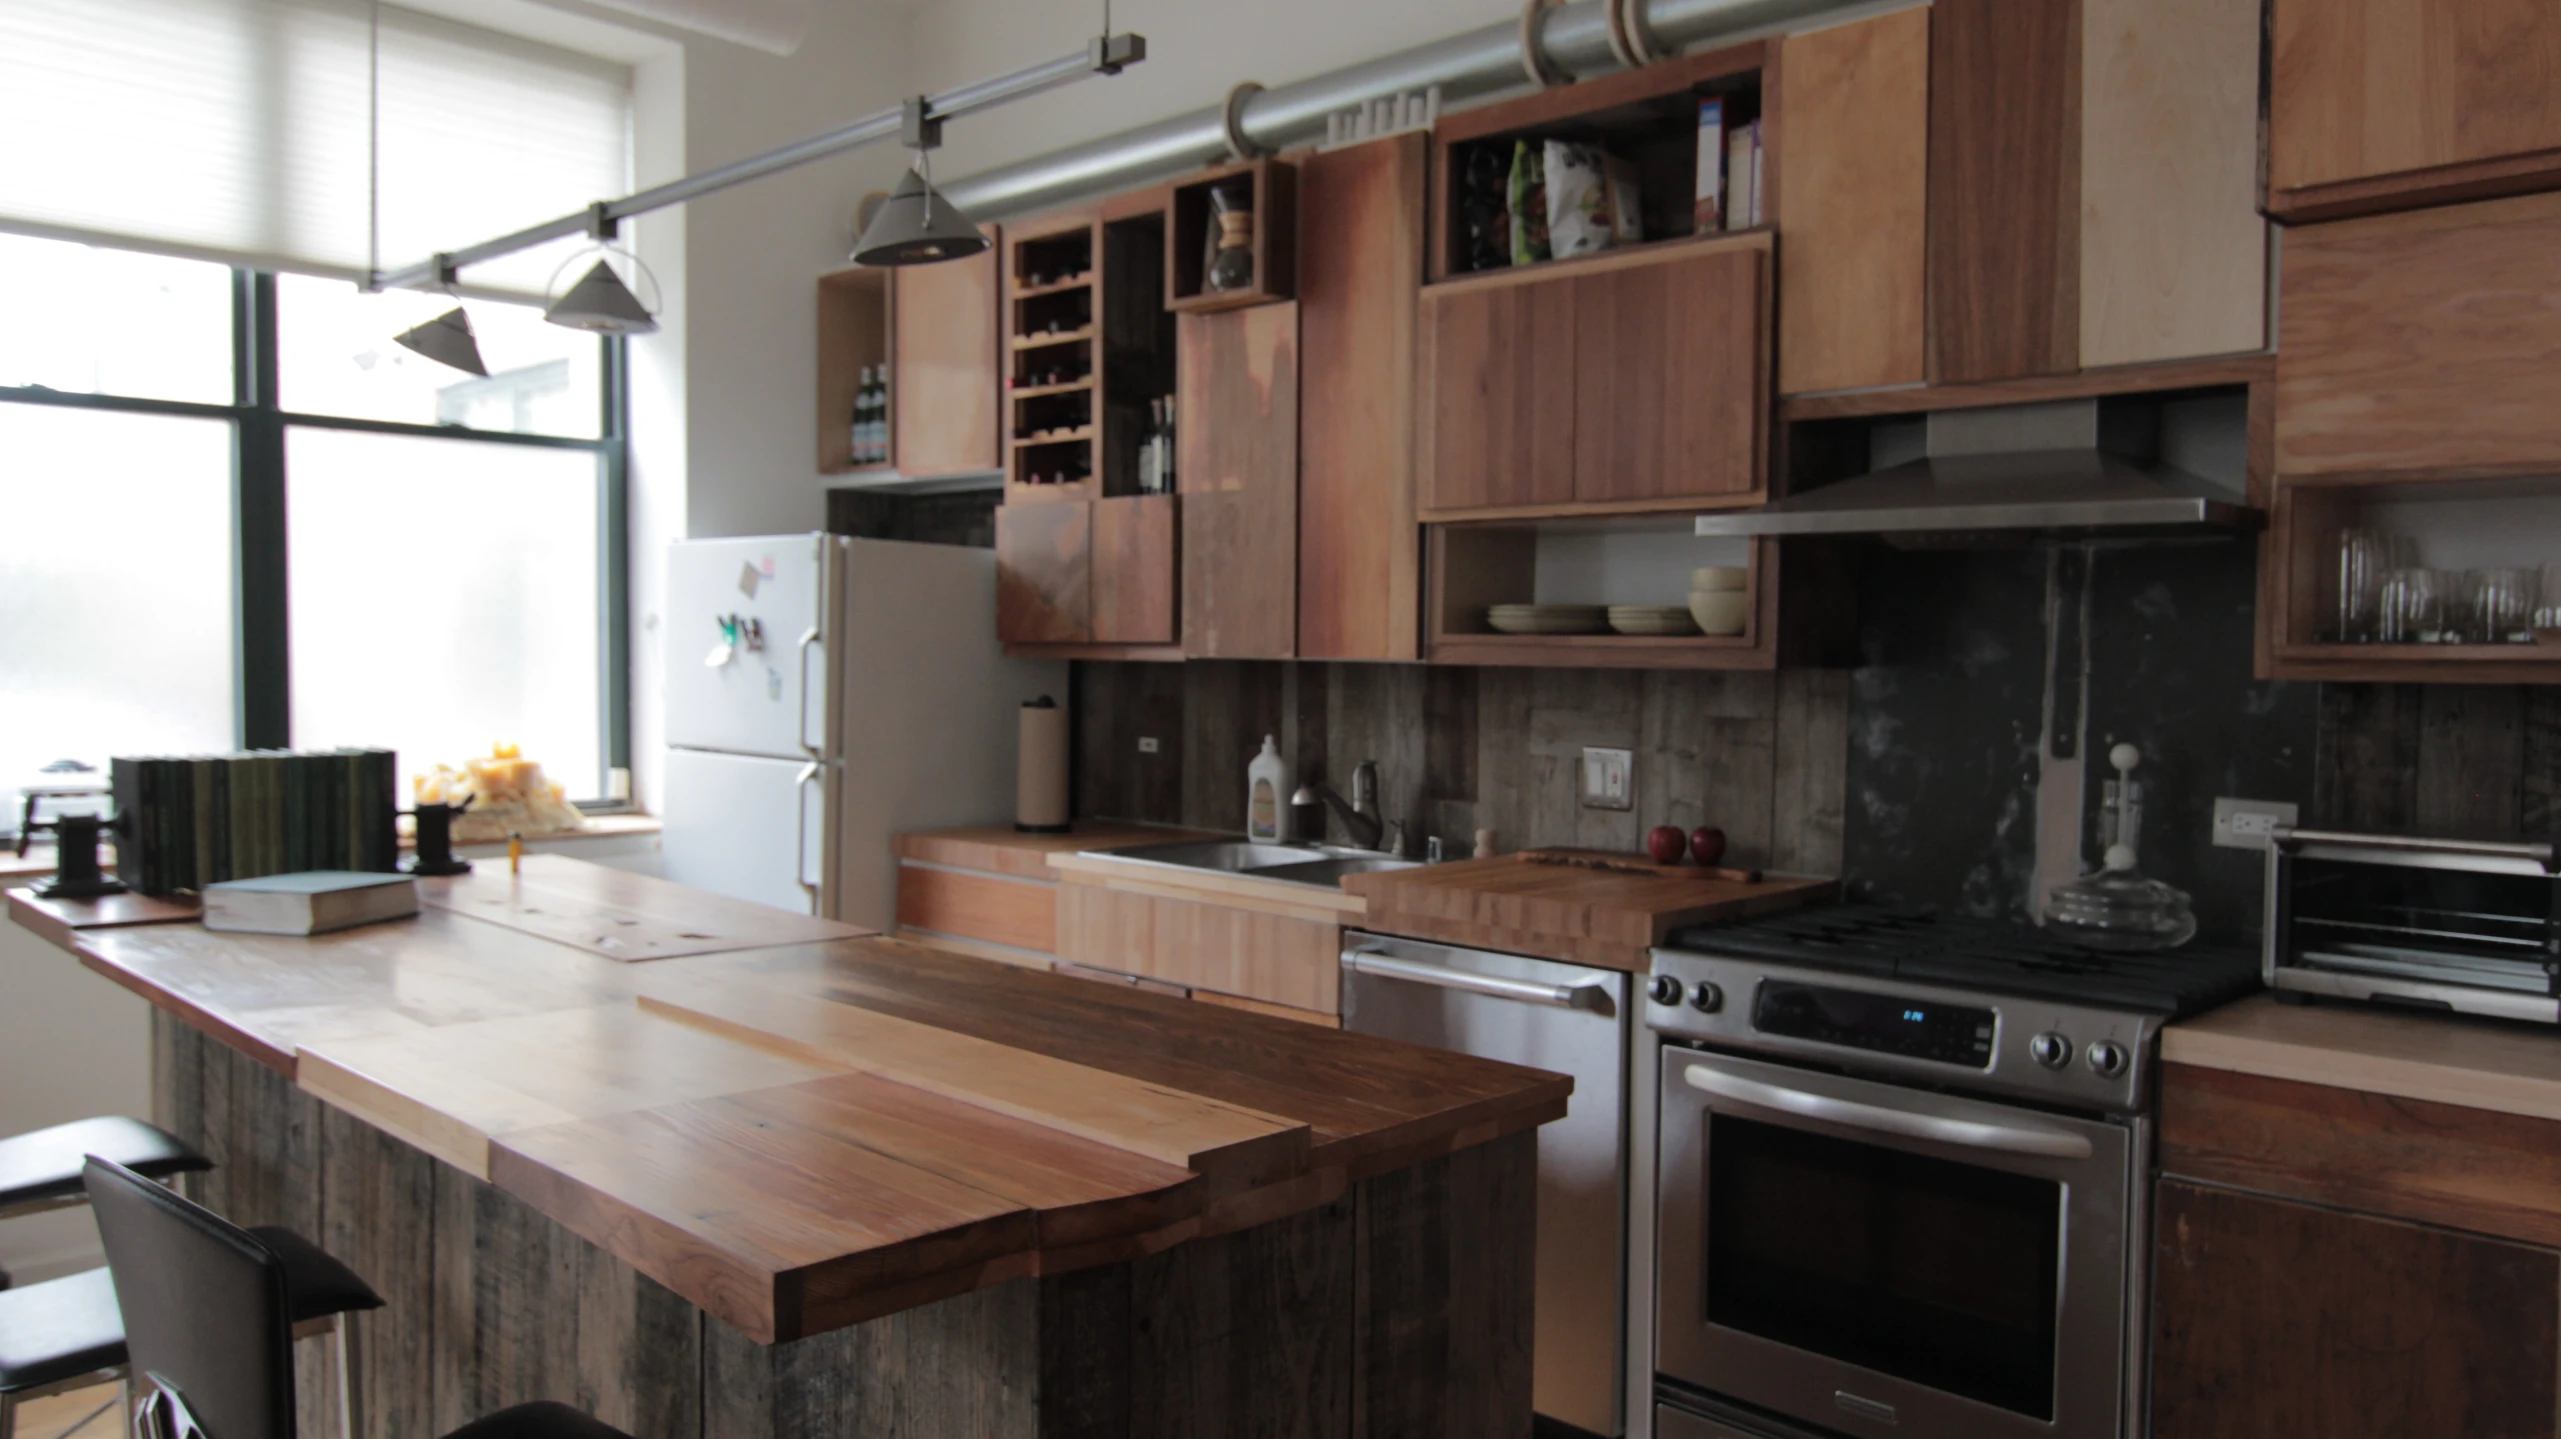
1843, 539, 2318, 941
825, 489, 998, 548
1072, 541, 2552, 947
1071, 662, 1850, 876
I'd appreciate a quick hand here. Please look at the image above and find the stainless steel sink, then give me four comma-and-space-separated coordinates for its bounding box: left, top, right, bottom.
1088, 839, 1427, 888
1246, 855, 1424, 887
1098, 839, 1318, 872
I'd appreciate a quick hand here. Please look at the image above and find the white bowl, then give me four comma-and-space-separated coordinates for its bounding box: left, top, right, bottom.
1691, 565, 1748, 593
1688, 589, 1749, 635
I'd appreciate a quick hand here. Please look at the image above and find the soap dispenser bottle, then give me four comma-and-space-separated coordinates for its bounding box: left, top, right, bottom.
1246, 736, 1293, 842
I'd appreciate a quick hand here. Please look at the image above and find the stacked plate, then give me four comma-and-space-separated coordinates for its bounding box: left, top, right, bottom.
1486, 604, 1608, 635
1607, 606, 1701, 636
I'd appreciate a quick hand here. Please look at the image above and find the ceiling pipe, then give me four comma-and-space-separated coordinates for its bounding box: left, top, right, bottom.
940, 0, 1866, 221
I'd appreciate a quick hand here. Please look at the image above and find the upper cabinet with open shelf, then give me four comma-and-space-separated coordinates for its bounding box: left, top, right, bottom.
1429, 41, 1767, 287
815, 227, 1002, 483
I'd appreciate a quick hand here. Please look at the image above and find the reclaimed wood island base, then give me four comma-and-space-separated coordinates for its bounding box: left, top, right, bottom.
9, 857, 1563, 1439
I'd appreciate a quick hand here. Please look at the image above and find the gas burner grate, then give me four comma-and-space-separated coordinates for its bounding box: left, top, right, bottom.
1667, 904, 2262, 1016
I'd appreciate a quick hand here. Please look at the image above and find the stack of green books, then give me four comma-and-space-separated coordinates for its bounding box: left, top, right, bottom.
107, 749, 399, 897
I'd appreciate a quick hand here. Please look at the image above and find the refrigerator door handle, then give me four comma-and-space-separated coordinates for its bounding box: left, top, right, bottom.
794, 761, 822, 914
796, 626, 823, 759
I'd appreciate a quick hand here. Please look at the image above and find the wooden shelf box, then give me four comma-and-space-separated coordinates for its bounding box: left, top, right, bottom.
815, 268, 889, 476
1424, 516, 1852, 670
2263, 474, 2561, 684
1429, 41, 1766, 286
1167, 158, 1297, 312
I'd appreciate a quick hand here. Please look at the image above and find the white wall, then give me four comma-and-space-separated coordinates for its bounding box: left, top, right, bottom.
0, 915, 151, 1284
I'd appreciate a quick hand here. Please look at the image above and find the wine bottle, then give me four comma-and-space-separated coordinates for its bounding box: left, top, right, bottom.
851, 366, 870, 463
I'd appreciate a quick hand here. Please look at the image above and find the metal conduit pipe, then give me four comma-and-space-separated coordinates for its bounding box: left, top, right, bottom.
939, 0, 1862, 220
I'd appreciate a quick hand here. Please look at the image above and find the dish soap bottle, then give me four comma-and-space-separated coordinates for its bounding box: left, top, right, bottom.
1246, 736, 1293, 842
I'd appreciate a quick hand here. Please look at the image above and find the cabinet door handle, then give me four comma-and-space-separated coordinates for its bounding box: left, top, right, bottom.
794, 762, 823, 915
1341, 949, 1610, 1011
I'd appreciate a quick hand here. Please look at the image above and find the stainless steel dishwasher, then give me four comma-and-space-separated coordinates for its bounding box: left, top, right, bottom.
1341, 931, 1629, 1437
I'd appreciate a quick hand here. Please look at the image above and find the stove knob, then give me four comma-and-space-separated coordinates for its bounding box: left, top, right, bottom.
1647, 974, 1685, 1006
1690, 981, 1726, 1014
2086, 1040, 2129, 1078
2029, 1032, 2074, 1070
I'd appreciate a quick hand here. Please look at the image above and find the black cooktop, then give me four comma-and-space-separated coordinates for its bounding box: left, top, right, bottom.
1664, 903, 2263, 1016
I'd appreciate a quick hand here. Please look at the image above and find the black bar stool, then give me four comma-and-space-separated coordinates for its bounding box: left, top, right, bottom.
85, 1157, 635, 1439
0, 1118, 214, 1434
0, 1118, 210, 1222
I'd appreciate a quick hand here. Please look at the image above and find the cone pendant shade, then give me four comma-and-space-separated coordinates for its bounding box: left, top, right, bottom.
545, 259, 660, 334
852, 167, 988, 266
392, 307, 491, 377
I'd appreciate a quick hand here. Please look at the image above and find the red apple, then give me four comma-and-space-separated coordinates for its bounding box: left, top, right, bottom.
1689, 827, 1728, 867
1647, 825, 1687, 865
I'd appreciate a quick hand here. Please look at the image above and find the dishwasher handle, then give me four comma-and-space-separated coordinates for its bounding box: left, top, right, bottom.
1341, 948, 1612, 1012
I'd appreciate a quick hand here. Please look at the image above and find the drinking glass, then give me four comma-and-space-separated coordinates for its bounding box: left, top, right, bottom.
2378, 567, 2446, 644
2330, 528, 2393, 642
2472, 567, 2540, 644
2538, 563, 2561, 636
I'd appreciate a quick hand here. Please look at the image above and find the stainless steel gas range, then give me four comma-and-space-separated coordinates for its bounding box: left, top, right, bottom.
1634, 906, 2259, 1439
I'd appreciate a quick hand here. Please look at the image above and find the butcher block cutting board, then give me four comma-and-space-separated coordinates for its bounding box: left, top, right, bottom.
1341, 854, 1836, 973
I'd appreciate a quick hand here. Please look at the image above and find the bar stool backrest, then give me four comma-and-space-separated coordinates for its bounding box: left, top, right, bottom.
83, 1157, 295, 1439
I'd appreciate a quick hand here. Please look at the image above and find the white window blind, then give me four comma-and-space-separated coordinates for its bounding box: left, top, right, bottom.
0, 0, 630, 298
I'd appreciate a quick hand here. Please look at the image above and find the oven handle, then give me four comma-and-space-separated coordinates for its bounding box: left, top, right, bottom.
1342, 949, 1611, 1011
1682, 1062, 2095, 1160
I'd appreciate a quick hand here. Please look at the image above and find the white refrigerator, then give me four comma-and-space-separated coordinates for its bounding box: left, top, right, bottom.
660, 534, 1065, 927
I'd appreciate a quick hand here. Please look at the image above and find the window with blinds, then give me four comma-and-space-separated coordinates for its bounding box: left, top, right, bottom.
0, 0, 631, 298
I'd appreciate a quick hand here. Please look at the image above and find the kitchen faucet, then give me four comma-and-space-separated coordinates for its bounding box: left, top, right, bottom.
1293, 759, 1385, 853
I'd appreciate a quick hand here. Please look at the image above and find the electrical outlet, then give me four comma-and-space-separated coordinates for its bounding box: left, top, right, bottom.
1137, 736, 1160, 755
1581, 747, 1633, 811
2213, 797, 2298, 850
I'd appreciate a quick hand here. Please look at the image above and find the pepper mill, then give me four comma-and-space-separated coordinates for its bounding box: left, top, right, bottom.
30, 812, 127, 900
406, 798, 474, 876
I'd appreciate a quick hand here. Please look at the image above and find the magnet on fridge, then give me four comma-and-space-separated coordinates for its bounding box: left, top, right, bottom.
738, 562, 762, 598
766, 667, 784, 700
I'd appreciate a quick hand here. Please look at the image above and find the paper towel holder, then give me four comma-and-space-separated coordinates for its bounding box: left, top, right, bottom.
1017, 694, 1072, 834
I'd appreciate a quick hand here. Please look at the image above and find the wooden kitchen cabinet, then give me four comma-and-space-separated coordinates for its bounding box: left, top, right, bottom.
1570, 241, 1767, 506
1421, 233, 1770, 519
816, 227, 1002, 478
1052, 869, 1351, 1015
2269, 0, 2561, 223
995, 500, 1089, 644
1177, 302, 1298, 658
1091, 494, 1176, 644
2150, 1047, 2561, 1435
1774, 7, 1930, 395
1922, 0, 2265, 385
2277, 189, 2561, 480
889, 231, 1001, 476
2152, 1180, 2561, 1438
1297, 131, 1426, 661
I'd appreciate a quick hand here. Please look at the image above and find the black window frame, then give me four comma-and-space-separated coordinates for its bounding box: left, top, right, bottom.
0, 261, 632, 808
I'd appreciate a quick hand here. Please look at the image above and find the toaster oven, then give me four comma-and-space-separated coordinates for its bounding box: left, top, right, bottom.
2265, 829, 2561, 1022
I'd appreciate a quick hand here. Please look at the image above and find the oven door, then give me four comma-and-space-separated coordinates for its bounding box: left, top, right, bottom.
1656, 1045, 2132, 1439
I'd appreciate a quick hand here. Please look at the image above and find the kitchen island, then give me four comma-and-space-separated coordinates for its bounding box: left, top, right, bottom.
6, 856, 1565, 1438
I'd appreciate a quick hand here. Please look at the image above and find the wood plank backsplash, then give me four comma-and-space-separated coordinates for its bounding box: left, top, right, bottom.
1072, 662, 1850, 877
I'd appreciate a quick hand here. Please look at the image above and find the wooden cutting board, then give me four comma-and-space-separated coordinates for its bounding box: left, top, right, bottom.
1342, 853, 1837, 973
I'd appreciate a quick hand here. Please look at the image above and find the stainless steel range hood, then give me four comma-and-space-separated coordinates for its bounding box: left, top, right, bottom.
1697, 396, 2262, 541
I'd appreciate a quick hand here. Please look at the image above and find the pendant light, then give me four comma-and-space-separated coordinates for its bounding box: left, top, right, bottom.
543, 205, 664, 334
391, 265, 491, 376
852, 104, 988, 267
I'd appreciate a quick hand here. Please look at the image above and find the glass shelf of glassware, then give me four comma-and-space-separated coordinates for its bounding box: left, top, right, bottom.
2268, 474, 2561, 681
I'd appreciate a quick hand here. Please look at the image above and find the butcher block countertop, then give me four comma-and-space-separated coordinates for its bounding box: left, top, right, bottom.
2165, 993, 2561, 1124
894, 821, 1217, 880
6, 856, 1568, 1345
1343, 852, 1838, 972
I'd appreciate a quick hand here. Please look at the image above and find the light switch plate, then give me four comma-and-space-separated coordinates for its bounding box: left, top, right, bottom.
1137, 736, 1161, 754
1581, 747, 1633, 810
2213, 797, 2298, 850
